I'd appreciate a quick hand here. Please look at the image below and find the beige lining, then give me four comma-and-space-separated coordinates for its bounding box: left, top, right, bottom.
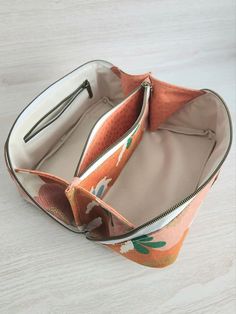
7, 61, 231, 228
104, 127, 215, 225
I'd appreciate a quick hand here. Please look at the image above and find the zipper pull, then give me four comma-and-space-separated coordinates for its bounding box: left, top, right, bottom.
83, 79, 93, 98
141, 81, 153, 101
141, 81, 153, 93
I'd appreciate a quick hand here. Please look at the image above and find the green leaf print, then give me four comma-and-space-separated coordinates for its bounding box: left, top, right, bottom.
133, 235, 153, 242
141, 241, 166, 248
131, 235, 166, 254
126, 137, 132, 148
133, 242, 149, 254
126, 124, 140, 149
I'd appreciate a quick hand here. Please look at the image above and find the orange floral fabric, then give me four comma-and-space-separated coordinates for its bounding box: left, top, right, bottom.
106, 177, 215, 268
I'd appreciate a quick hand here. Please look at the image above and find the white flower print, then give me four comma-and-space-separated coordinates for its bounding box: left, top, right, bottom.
120, 241, 134, 254
86, 176, 112, 214
86, 200, 100, 214
116, 142, 127, 167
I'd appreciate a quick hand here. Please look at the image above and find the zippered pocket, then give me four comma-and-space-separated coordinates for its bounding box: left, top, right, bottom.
76, 82, 151, 231
23, 79, 93, 143
77, 81, 151, 177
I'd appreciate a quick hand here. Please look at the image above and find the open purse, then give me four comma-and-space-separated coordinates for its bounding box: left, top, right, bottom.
5, 60, 232, 268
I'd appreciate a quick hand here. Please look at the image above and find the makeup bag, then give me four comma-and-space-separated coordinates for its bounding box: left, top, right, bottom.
5, 60, 232, 268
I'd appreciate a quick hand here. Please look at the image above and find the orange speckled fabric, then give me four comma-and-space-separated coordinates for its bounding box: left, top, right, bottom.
78, 86, 145, 175
149, 76, 205, 130
111, 67, 149, 95
111, 67, 205, 131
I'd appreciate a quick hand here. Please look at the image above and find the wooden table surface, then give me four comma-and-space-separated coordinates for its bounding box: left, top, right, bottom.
0, 1, 235, 313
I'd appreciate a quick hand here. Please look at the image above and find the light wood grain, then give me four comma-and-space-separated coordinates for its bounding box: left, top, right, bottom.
0, 1, 235, 313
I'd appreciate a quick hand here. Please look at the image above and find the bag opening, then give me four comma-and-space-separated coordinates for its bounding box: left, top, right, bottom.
6, 62, 232, 238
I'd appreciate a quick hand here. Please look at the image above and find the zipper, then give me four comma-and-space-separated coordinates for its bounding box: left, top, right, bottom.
141, 81, 153, 91
23, 79, 93, 143
87, 88, 233, 242
82, 79, 93, 98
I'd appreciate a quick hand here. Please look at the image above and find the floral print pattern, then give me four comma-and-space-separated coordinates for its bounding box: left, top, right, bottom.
90, 176, 112, 198
130, 235, 166, 254
107, 178, 215, 267
116, 124, 140, 166
86, 176, 112, 214
120, 235, 166, 254
15, 169, 74, 226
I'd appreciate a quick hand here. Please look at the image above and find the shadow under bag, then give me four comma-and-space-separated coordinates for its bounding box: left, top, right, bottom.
5, 60, 232, 268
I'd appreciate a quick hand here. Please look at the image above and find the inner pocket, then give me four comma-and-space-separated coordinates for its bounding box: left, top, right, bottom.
77, 83, 150, 176
77, 82, 151, 215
